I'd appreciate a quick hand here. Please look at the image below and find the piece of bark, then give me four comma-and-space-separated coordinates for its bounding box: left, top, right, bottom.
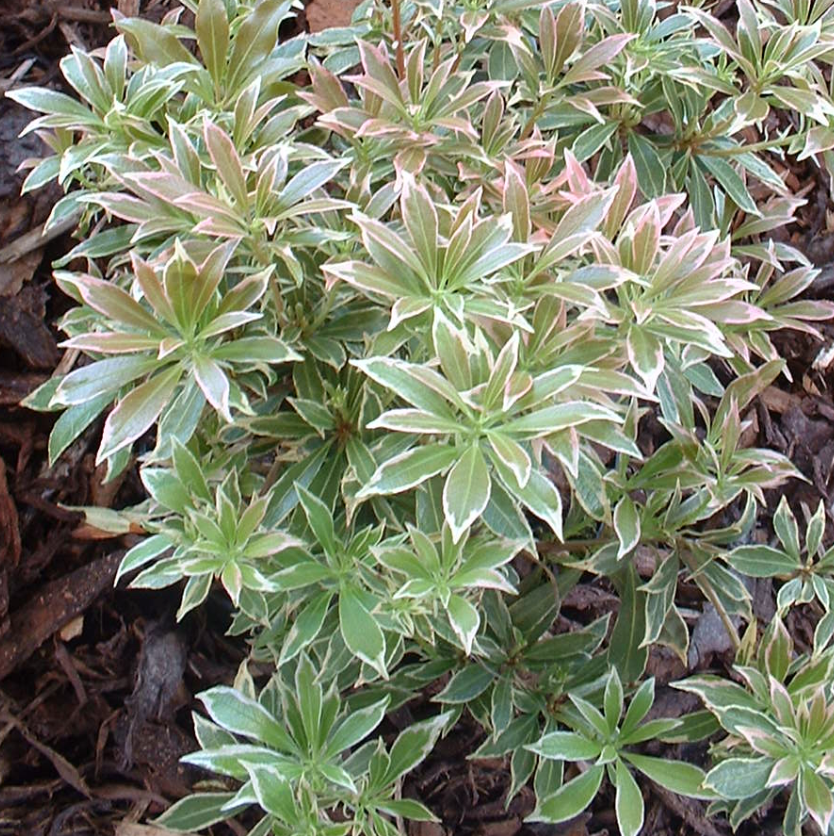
0, 292, 60, 369
0, 370, 46, 405
0, 550, 122, 680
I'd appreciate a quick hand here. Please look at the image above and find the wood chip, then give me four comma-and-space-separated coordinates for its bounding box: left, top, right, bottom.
0, 551, 122, 681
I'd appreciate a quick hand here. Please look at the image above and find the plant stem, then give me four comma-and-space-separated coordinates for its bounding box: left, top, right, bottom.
678, 547, 741, 652
392, 0, 405, 80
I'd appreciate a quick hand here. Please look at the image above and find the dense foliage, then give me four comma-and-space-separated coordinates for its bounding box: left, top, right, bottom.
10, 0, 834, 832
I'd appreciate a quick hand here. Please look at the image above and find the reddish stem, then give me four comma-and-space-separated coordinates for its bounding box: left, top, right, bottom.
392, 0, 405, 79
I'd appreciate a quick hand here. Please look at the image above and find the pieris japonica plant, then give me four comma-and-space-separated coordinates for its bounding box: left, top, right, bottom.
10, 0, 834, 832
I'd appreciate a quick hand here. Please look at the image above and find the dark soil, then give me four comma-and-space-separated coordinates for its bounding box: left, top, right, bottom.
1, 2, 834, 836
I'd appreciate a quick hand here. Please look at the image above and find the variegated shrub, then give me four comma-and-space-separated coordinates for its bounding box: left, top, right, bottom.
10, 0, 834, 833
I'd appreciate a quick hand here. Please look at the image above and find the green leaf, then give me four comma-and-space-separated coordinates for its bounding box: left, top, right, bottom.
401, 176, 438, 278
772, 495, 801, 560
246, 765, 298, 821
615, 759, 644, 836
196, 0, 229, 86
48, 393, 111, 465
193, 354, 231, 421
386, 712, 451, 782
697, 154, 759, 216
435, 664, 494, 703
155, 792, 241, 831
227, 0, 288, 90
117, 17, 198, 67
199, 686, 298, 753
339, 585, 387, 676
54, 356, 158, 405
627, 133, 666, 197
604, 667, 624, 731
443, 444, 490, 543
703, 757, 772, 799
116, 534, 173, 584
527, 731, 602, 761
361, 445, 459, 497
447, 593, 480, 654
627, 327, 664, 392
432, 311, 472, 392
802, 768, 834, 833
623, 753, 714, 799
377, 799, 438, 821
726, 545, 795, 577
297, 486, 338, 556
533, 764, 604, 823
7, 86, 97, 120
326, 697, 389, 756
98, 366, 182, 462
614, 496, 640, 559
212, 336, 302, 364
280, 590, 334, 664
353, 357, 459, 418
493, 459, 563, 540
607, 565, 648, 682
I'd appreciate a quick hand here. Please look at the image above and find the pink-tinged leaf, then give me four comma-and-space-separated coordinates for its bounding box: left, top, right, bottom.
630, 203, 661, 275
503, 160, 531, 243
60, 333, 162, 354
192, 217, 248, 239
799, 125, 834, 160
299, 60, 349, 113
323, 260, 422, 299
354, 41, 405, 110
401, 176, 439, 279
393, 146, 427, 181
199, 311, 262, 339
555, 0, 584, 73
132, 253, 177, 323
193, 354, 231, 421
537, 189, 617, 273
563, 33, 634, 85
98, 365, 182, 462
163, 246, 200, 331
54, 356, 159, 406
627, 326, 664, 392
539, 6, 558, 80
58, 273, 164, 334
85, 193, 159, 223
217, 268, 272, 315
175, 189, 244, 225
211, 337, 301, 364
204, 122, 249, 210
354, 212, 430, 287
194, 240, 238, 313
123, 171, 197, 204
766, 757, 798, 788
691, 301, 773, 325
